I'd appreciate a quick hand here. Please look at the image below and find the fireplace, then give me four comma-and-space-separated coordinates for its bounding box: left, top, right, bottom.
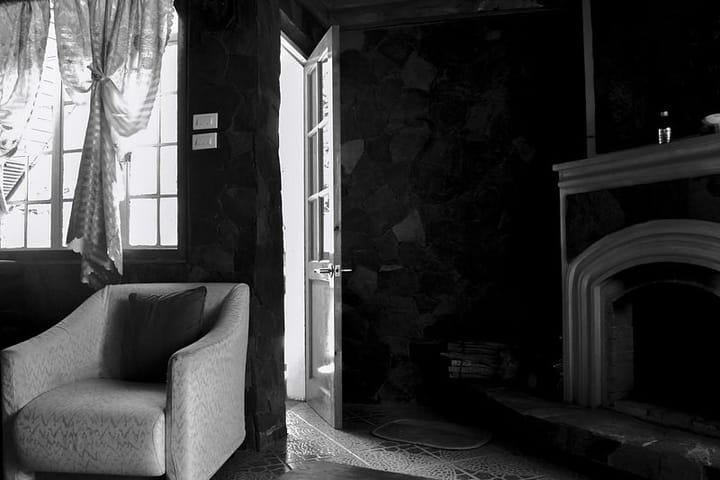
608, 266, 720, 419
554, 134, 720, 416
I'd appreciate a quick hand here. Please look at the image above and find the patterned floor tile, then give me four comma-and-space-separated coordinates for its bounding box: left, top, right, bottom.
209, 401, 593, 480
221, 471, 283, 480
454, 452, 556, 480
421, 444, 503, 463
354, 444, 448, 475
221, 449, 287, 471
287, 451, 371, 470
213, 455, 289, 480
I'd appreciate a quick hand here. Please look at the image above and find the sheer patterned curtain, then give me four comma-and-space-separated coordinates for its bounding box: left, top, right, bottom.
0, 1, 51, 214
54, 0, 174, 285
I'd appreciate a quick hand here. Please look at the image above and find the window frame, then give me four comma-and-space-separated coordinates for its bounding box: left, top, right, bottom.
0, 7, 188, 265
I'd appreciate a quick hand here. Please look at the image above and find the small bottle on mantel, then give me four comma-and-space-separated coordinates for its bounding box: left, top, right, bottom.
657, 110, 672, 144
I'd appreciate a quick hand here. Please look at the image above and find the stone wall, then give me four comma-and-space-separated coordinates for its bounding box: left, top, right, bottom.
565, 175, 720, 261
0, 0, 286, 451
340, 12, 586, 402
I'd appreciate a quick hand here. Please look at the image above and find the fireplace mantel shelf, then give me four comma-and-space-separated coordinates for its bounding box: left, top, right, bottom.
553, 133, 720, 195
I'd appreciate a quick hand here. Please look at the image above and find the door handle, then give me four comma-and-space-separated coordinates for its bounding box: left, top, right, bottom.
334, 265, 352, 276
312, 265, 353, 277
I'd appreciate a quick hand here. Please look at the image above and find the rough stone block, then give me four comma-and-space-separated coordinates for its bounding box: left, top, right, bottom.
347, 266, 378, 303
341, 139, 365, 174
374, 230, 399, 263
392, 209, 426, 245
401, 52, 437, 91
390, 125, 430, 164
378, 265, 418, 296
341, 30, 365, 52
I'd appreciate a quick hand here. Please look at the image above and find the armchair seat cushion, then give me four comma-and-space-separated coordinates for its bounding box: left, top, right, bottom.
13, 378, 166, 476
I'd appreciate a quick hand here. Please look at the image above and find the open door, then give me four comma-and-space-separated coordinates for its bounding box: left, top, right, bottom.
305, 25, 344, 429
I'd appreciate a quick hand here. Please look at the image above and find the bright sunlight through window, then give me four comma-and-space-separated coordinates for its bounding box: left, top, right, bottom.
0, 11, 179, 250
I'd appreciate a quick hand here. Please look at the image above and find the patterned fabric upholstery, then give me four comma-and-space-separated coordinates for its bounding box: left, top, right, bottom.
14, 379, 166, 475
1, 283, 250, 480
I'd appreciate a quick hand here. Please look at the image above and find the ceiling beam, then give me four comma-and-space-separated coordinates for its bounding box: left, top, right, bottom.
292, 0, 331, 28
331, 0, 566, 30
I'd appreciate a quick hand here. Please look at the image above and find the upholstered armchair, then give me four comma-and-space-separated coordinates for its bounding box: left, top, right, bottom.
1, 283, 250, 480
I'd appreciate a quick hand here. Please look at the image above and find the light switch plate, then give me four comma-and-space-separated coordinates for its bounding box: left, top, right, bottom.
192, 132, 217, 150
192, 113, 218, 130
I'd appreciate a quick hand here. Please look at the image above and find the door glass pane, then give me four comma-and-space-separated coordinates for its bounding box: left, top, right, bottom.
63, 102, 89, 151
321, 53, 331, 120
27, 203, 51, 248
63, 152, 81, 199
322, 194, 332, 259
159, 197, 178, 246
308, 198, 320, 261
129, 198, 158, 246
161, 94, 177, 143
306, 67, 317, 128
62, 201, 72, 246
0, 205, 25, 248
160, 146, 177, 194
322, 126, 331, 190
308, 132, 318, 193
129, 147, 158, 195
28, 154, 52, 201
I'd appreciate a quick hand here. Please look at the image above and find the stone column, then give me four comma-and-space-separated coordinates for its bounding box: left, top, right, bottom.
187, 0, 285, 450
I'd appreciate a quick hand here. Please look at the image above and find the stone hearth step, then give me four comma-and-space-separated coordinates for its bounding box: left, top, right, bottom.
477, 386, 720, 480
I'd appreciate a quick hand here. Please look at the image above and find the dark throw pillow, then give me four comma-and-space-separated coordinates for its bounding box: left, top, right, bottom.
123, 286, 207, 382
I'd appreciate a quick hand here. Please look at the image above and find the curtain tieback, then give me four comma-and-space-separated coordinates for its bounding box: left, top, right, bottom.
88, 64, 108, 83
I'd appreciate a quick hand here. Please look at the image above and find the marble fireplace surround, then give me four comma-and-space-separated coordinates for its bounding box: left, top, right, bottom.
554, 134, 720, 408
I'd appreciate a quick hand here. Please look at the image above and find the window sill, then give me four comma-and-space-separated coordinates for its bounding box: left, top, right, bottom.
0, 248, 187, 265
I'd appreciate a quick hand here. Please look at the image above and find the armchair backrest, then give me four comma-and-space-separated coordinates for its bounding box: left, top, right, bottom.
100, 283, 241, 379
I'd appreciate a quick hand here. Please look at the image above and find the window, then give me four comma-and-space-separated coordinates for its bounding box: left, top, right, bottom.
0, 12, 179, 250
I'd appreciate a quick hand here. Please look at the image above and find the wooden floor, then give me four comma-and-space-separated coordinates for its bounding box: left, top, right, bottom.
278, 461, 428, 480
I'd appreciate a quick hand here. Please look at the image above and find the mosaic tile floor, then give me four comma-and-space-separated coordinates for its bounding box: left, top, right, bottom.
211, 402, 594, 480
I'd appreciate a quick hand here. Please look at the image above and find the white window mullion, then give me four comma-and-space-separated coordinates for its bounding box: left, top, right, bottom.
53, 77, 64, 248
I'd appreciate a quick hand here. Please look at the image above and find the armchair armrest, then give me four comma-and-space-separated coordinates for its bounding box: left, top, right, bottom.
2, 287, 109, 480
166, 284, 250, 480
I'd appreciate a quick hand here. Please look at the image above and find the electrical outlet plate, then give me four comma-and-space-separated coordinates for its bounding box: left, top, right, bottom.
192, 132, 217, 150
192, 112, 218, 130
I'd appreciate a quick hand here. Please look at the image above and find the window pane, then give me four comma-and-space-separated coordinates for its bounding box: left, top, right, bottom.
63, 103, 89, 151
132, 98, 160, 146
4, 157, 27, 201
160, 94, 177, 144
27, 203, 51, 248
129, 198, 158, 246
161, 44, 177, 93
160, 146, 177, 194
129, 147, 158, 195
160, 197, 178, 246
63, 152, 81, 199
0, 204, 25, 248
28, 154, 52, 201
63, 201, 72, 246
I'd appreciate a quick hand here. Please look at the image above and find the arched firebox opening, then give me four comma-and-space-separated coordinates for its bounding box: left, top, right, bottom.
607, 263, 720, 420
